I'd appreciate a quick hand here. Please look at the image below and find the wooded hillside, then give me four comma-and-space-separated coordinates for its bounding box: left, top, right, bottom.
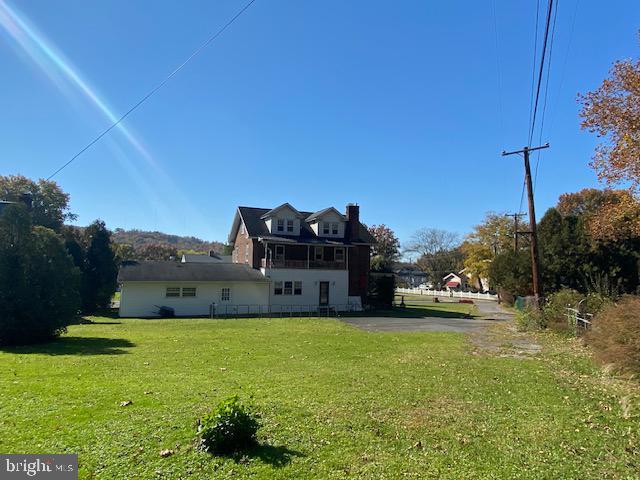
112, 228, 225, 253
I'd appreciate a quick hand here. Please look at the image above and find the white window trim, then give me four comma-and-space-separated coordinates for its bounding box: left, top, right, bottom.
335, 247, 345, 262
283, 281, 293, 295
277, 219, 284, 232
275, 245, 285, 260
294, 281, 302, 295
182, 287, 197, 297
166, 287, 180, 298
274, 281, 283, 295
314, 246, 323, 261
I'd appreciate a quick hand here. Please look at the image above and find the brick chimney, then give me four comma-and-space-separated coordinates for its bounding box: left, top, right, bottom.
345, 203, 360, 241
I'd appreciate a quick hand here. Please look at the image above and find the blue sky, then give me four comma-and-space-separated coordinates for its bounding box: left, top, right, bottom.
0, 0, 638, 246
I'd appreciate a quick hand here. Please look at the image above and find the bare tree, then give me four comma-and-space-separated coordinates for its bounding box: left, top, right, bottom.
404, 228, 462, 285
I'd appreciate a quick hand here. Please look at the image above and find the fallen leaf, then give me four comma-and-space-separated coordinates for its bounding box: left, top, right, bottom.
119, 400, 133, 407
159, 449, 174, 458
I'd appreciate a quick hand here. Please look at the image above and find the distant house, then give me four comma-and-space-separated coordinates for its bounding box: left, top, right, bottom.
395, 268, 428, 288
118, 202, 375, 317
443, 271, 466, 290
181, 251, 232, 263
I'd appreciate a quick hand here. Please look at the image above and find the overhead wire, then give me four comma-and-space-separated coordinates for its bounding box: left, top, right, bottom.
47, 0, 257, 180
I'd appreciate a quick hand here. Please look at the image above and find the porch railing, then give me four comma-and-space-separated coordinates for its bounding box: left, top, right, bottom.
261, 258, 346, 270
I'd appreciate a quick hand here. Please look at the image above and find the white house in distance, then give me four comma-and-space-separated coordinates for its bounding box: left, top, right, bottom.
118, 202, 374, 317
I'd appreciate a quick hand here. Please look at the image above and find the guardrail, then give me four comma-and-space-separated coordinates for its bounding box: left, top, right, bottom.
396, 287, 499, 301
210, 303, 362, 319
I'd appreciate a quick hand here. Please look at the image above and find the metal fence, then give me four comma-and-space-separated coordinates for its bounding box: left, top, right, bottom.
566, 307, 593, 335
210, 303, 363, 319
396, 287, 499, 301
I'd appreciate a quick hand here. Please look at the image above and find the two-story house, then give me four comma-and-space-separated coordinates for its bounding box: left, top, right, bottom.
117, 202, 374, 317
228, 203, 374, 310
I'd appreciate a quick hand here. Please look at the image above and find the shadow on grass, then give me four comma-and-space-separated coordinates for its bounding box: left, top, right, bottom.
342, 306, 474, 319
1, 337, 135, 355
221, 443, 305, 468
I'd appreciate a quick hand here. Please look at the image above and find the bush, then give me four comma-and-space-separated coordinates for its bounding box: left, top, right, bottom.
515, 306, 545, 331
585, 296, 640, 376
198, 396, 260, 454
543, 288, 583, 332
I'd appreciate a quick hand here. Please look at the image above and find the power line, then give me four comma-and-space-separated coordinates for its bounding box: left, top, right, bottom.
528, 0, 541, 141
528, 0, 555, 145
533, 0, 559, 192
47, 0, 257, 180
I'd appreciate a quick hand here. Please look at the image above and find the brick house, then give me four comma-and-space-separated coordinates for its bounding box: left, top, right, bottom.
228, 203, 375, 310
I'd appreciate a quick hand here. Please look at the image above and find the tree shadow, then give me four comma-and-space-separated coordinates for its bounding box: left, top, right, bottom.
222, 443, 305, 468
0, 337, 135, 355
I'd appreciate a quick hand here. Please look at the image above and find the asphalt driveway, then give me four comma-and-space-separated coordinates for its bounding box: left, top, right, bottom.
341, 300, 513, 333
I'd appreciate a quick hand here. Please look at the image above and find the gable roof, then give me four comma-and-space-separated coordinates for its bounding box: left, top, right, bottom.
259, 203, 304, 220
229, 206, 375, 246
305, 207, 347, 222
118, 261, 269, 283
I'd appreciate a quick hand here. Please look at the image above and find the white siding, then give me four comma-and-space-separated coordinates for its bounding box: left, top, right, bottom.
119, 281, 269, 317
261, 268, 350, 308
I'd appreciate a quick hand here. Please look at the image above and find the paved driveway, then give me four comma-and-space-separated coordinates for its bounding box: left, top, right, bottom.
341, 301, 513, 333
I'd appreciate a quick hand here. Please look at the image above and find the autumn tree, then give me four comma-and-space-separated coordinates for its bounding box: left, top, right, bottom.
368, 224, 400, 272
0, 175, 75, 231
461, 212, 516, 289
579, 50, 640, 236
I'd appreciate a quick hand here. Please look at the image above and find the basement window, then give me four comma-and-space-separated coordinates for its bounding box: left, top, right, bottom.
165, 287, 180, 297
182, 287, 197, 297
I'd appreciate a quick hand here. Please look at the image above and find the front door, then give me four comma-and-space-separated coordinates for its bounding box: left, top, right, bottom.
319, 281, 330, 306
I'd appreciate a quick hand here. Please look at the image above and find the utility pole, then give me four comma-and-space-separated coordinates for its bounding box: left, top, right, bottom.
502, 143, 549, 307
505, 212, 526, 252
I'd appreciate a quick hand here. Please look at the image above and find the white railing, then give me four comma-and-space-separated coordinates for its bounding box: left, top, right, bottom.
396, 287, 499, 301
565, 307, 592, 335
210, 303, 363, 318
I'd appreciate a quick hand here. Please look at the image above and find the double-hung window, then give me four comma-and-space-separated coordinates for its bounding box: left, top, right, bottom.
275, 245, 285, 261
287, 219, 294, 232
294, 281, 302, 295
314, 246, 323, 261
274, 281, 283, 295
331, 223, 339, 235
277, 219, 284, 232
322, 222, 330, 235
221, 287, 231, 301
335, 247, 345, 262
284, 281, 293, 295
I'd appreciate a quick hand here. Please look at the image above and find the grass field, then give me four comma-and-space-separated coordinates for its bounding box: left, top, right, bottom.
0, 316, 638, 479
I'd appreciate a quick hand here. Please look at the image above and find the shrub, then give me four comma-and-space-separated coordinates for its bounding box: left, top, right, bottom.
585, 296, 640, 376
198, 396, 260, 454
543, 288, 583, 332
515, 306, 545, 331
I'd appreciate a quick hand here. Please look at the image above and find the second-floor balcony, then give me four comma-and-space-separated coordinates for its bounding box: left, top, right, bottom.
261, 258, 346, 270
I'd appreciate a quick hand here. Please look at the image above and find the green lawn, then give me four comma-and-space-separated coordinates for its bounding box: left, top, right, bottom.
0, 317, 638, 479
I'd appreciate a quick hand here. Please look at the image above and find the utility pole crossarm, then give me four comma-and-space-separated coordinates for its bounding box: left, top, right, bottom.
502, 142, 550, 307
501, 143, 549, 156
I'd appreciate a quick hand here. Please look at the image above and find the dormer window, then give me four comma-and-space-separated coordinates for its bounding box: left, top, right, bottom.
322, 222, 330, 235
331, 223, 338, 235
277, 219, 284, 232
287, 219, 294, 232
